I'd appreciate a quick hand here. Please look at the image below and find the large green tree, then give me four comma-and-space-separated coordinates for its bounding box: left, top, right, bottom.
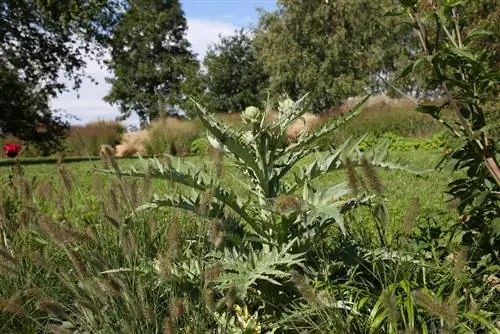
104, 0, 198, 124
253, 0, 411, 112
0, 0, 122, 153
202, 29, 268, 113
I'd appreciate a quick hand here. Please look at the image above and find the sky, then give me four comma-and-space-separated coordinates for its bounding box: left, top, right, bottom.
50, 0, 277, 127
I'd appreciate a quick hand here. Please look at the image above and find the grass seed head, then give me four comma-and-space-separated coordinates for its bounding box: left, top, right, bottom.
204, 263, 224, 281
170, 298, 185, 323
209, 219, 223, 248
66, 248, 88, 279
274, 195, 302, 213
0, 298, 23, 316
292, 271, 317, 305
38, 299, 66, 317
413, 289, 457, 326
99, 276, 124, 296
163, 317, 174, 334
200, 189, 213, 216
344, 157, 361, 196
382, 290, 400, 329
361, 156, 384, 195
225, 284, 238, 309
203, 289, 216, 312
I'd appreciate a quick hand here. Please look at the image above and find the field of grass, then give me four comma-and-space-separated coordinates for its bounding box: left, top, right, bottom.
0, 150, 452, 227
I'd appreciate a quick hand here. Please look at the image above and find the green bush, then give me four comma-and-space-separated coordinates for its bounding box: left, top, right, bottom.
190, 137, 211, 156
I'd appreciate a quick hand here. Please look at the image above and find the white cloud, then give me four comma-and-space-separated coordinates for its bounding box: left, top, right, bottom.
51, 17, 236, 127
186, 18, 236, 59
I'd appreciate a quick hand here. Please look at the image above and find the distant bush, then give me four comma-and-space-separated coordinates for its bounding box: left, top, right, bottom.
190, 137, 211, 156
64, 120, 126, 156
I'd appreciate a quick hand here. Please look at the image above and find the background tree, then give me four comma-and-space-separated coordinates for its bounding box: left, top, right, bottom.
104, 0, 198, 125
202, 29, 268, 113
253, 0, 411, 112
0, 65, 68, 155
0, 0, 122, 153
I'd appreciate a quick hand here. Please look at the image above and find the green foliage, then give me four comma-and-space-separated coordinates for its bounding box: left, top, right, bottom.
0, 65, 69, 155
101, 94, 448, 331
0, 151, 496, 332
359, 131, 451, 152
190, 137, 211, 156
398, 0, 500, 265
0, 0, 122, 151
0, 1, 499, 331
104, 0, 198, 124
202, 28, 268, 113
253, 0, 412, 111
321, 104, 444, 148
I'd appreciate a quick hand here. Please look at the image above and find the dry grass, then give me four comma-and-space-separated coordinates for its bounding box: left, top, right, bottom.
329, 94, 416, 116
267, 111, 322, 142
115, 130, 149, 157
1, 95, 441, 159
144, 117, 202, 156
64, 120, 125, 157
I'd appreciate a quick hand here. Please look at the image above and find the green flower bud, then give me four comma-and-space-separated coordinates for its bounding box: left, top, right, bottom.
242, 106, 261, 123
278, 98, 294, 113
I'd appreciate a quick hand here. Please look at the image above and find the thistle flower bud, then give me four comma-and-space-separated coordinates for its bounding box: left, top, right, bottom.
242, 106, 261, 124
278, 98, 294, 113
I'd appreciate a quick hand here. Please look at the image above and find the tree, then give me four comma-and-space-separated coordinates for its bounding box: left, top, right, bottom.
104, 0, 198, 125
202, 29, 268, 113
0, 64, 68, 154
253, 0, 411, 112
0, 0, 122, 153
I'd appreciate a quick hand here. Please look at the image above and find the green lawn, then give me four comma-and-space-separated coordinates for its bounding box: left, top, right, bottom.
0, 150, 455, 229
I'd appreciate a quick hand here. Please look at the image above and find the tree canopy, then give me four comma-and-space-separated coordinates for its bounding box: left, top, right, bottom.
0, 0, 122, 152
202, 29, 268, 113
104, 0, 198, 124
253, 0, 412, 112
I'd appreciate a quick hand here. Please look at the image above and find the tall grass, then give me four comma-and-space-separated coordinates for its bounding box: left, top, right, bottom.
144, 117, 203, 156
0, 151, 497, 332
63, 120, 126, 157
321, 95, 443, 147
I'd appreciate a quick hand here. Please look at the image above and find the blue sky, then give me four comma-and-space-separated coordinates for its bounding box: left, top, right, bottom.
183, 1, 276, 29
51, 0, 277, 127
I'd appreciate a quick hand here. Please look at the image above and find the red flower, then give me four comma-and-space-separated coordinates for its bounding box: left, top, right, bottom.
3, 143, 21, 158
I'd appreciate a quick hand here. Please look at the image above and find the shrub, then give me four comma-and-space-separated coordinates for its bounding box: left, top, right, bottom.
190, 137, 211, 156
